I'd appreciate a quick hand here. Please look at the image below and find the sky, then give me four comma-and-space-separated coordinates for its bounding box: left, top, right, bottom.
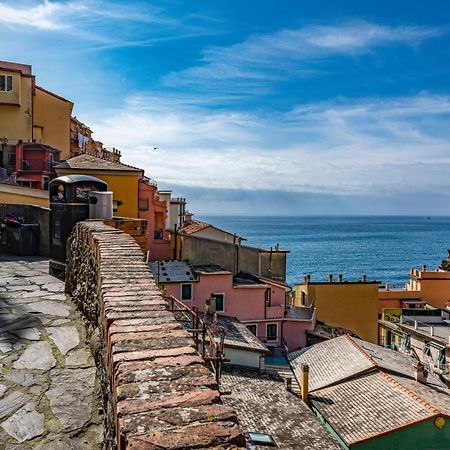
2, 0, 450, 215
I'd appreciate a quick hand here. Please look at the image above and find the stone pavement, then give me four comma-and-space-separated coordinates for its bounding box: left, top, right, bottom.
0, 257, 103, 449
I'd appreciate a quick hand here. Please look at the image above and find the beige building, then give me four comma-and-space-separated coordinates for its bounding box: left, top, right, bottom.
0, 60, 73, 159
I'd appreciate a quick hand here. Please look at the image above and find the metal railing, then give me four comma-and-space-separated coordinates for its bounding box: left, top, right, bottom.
165, 295, 226, 383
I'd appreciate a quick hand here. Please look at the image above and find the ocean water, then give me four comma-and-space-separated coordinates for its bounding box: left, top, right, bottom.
200, 216, 450, 287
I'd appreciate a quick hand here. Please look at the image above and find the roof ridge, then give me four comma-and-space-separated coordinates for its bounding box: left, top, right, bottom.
344, 334, 378, 367
377, 370, 442, 415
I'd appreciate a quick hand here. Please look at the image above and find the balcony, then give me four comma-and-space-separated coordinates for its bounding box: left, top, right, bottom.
19, 159, 57, 173
265, 304, 315, 320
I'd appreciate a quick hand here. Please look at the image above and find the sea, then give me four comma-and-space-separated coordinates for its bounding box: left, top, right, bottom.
200, 216, 450, 288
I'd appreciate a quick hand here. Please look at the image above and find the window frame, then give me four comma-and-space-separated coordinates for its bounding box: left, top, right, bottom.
0, 75, 13, 93
266, 323, 278, 342
180, 283, 193, 301
246, 324, 257, 336
212, 292, 225, 312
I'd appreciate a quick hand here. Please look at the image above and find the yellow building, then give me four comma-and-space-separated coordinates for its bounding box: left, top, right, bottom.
379, 266, 450, 311
55, 154, 143, 218
0, 183, 48, 208
295, 275, 379, 343
0, 60, 73, 158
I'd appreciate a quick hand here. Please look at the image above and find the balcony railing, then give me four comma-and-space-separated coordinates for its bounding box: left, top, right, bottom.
19, 160, 57, 173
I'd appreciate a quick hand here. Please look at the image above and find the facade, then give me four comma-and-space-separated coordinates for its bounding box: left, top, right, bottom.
157, 190, 186, 231
295, 275, 380, 343
378, 305, 450, 380
379, 266, 450, 311
15, 142, 60, 189
55, 154, 143, 218
70, 116, 121, 162
0, 61, 73, 155
138, 178, 170, 259
150, 260, 316, 351
289, 335, 450, 450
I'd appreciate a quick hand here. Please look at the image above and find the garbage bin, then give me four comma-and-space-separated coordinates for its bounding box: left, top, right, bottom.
5, 223, 39, 256
49, 175, 108, 277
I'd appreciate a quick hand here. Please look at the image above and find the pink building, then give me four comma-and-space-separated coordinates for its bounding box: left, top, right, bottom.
149, 261, 316, 352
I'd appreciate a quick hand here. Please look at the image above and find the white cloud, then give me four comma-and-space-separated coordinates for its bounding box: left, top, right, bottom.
164, 21, 442, 90
0, 0, 67, 30
85, 93, 450, 198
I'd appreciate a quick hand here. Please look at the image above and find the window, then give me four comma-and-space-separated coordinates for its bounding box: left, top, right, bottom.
248, 432, 277, 447
138, 198, 149, 211
181, 283, 192, 301
0, 75, 13, 92
266, 323, 278, 341
423, 341, 431, 357
213, 293, 224, 312
246, 324, 257, 336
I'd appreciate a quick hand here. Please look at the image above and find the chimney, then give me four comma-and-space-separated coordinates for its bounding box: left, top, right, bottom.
338, 274, 343, 282
183, 211, 193, 224
430, 326, 434, 337
422, 264, 427, 272
328, 274, 333, 283
300, 363, 309, 403
386, 283, 390, 291
361, 274, 367, 282
413, 361, 428, 383
304, 274, 311, 284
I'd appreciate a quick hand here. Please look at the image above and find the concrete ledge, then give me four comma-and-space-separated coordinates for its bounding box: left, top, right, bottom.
66, 221, 244, 449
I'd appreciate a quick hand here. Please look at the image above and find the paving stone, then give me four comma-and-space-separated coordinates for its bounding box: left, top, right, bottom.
0, 384, 7, 398
46, 326, 80, 355
17, 301, 70, 318
5, 370, 44, 388
28, 275, 59, 286
10, 328, 41, 341
0, 391, 29, 420
46, 368, 96, 432
42, 294, 67, 301
65, 349, 90, 367
41, 283, 64, 293
1, 402, 44, 443
13, 342, 56, 370
0, 318, 40, 334
6, 285, 39, 292
51, 319, 70, 326
0, 342, 12, 353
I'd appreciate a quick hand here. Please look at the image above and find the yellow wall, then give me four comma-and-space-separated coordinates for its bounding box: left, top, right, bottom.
55, 168, 140, 218
378, 269, 450, 310
0, 69, 33, 143
0, 184, 49, 208
295, 282, 379, 343
33, 87, 73, 159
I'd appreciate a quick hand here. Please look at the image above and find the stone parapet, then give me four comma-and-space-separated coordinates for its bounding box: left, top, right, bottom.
66, 221, 244, 449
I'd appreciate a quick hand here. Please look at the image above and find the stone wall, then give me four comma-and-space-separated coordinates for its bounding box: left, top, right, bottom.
0, 203, 50, 256
66, 221, 244, 449
179, 233, 287, 280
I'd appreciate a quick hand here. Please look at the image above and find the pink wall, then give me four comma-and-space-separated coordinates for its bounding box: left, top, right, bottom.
160, 273, 314, 352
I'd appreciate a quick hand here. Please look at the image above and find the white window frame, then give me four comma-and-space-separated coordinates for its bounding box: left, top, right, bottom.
0, 75, 13, 93
213, 292, 225, 312
266, 323, 278, 342
180, 283, 193, 301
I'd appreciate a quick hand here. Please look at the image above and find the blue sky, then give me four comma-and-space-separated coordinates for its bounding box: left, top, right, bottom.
2, 0, 450, 215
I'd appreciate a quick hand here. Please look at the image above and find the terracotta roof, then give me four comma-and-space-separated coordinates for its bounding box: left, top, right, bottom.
221, 365, 341, 450
179, 221, 211, 235
289, 335, 450, 446
309, 372, 436, 445
289, 335, 376, 391
180, 220, 246, 241
55, 154, 143, 173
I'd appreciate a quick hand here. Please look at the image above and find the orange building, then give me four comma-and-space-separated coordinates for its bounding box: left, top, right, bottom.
138, 177, 170, 259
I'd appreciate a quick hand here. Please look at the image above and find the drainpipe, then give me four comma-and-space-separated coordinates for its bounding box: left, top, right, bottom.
173, 224, 177, 260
